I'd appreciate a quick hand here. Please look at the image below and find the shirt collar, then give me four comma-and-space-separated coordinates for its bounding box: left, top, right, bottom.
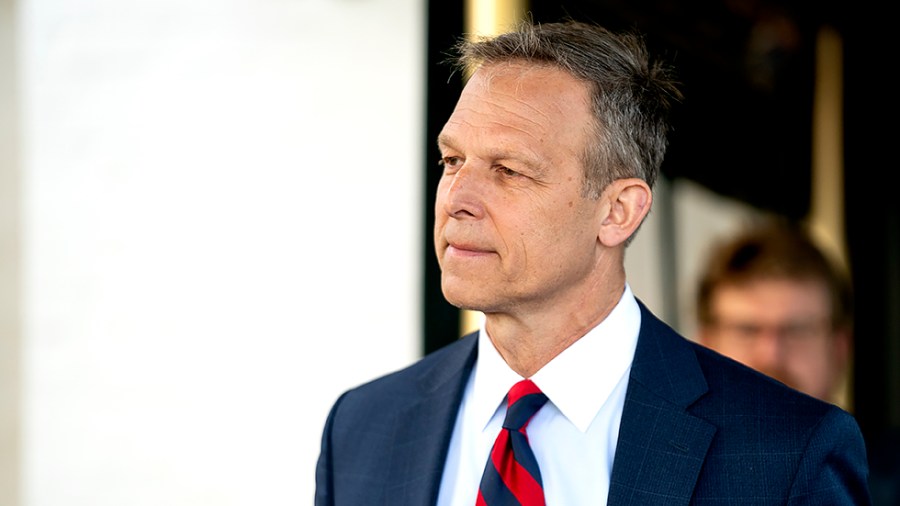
470, 284, 642, 433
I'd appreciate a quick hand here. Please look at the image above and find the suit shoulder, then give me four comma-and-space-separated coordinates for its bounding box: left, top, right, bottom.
689, 339, 845, 423
685, 342, 870, 502
333, 333, 477, 407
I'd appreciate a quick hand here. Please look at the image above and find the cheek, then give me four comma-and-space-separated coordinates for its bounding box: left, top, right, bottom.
537, 205, 596, 250
787, 344, 831, 371
433, 183, 447, 213
433, 185, 450, 223
509, 213, 585, 275
433, 216, 447, 251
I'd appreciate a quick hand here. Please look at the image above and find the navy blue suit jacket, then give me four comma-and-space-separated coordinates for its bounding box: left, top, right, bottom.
315, 301, 871, 505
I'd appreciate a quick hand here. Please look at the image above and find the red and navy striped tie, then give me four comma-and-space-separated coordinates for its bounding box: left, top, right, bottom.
477, 379, 548, 506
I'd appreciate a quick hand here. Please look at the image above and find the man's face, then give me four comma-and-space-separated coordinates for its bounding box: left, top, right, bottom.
434, 62, 605, 315
699, 278, 848, 402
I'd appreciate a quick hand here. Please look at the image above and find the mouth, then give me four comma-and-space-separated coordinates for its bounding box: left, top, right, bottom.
446, 242, 494, 257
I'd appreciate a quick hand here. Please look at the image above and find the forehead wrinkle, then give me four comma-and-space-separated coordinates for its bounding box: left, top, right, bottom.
486, 124, 548, 171
475, 94, 555, 168
480, 74, 553, 128
482, 61, 581, 120
480, 101, 580, 178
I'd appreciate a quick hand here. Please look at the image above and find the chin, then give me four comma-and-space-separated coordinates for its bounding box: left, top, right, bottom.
441, 282, 487, 312
441, 289, 475, 310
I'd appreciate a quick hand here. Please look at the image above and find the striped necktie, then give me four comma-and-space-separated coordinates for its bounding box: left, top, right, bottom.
477, 379, 548, 506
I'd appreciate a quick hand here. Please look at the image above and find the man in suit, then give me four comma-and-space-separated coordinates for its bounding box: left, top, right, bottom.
315, 20, 871, 505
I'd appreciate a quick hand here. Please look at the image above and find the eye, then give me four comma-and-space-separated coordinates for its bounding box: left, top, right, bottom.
439, 156, 463, 171
733, 325, 760, 339
496, 165, 520, 177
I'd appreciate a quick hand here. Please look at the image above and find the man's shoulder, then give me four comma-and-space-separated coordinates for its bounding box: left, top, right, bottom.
336, 332, 477, 406
688, 338, 853, 429
636, 304, 847, 423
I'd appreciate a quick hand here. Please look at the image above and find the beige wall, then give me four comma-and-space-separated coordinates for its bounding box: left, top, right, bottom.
1, 0, 22, 505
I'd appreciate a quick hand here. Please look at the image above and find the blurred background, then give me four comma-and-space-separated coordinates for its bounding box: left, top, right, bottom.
1, 0, 896, 504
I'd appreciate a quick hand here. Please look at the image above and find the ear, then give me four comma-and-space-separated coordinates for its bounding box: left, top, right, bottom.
597, 178, 652, 247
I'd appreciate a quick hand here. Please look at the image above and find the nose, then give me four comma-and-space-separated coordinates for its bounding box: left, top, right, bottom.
440, 164, 485, 220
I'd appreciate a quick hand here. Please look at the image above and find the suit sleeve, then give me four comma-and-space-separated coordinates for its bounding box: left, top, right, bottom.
315, 392, 347, 506
788, 406, 872, 505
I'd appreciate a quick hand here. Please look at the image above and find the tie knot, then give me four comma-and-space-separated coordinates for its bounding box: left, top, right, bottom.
503, 379, 548, 431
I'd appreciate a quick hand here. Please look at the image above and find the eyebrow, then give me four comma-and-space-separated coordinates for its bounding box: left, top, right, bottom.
436, 132, 552, 178
436, 133, 456, 151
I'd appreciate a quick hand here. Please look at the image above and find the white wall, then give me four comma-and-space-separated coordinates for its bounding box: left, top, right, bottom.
1, 1, 23, 505
13, 0, 425, 504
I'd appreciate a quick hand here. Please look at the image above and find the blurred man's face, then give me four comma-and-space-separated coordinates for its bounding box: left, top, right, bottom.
699, 278, 848, 403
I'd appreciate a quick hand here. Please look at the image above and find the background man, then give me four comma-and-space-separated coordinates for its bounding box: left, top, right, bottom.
694, 218, 852, 406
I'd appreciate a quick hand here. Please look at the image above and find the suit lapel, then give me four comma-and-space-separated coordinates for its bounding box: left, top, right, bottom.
376, 304, 715, 505
608, 302, 716, 506
385, 333, 478, 505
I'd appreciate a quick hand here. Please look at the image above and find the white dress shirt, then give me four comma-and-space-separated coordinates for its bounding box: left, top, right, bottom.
436, 284, 642, 506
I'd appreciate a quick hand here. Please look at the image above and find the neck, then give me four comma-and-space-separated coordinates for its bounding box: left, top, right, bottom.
483, 272, 626, 378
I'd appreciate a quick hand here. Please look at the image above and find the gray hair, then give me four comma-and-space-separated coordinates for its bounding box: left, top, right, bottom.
452, 20, 682, 198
